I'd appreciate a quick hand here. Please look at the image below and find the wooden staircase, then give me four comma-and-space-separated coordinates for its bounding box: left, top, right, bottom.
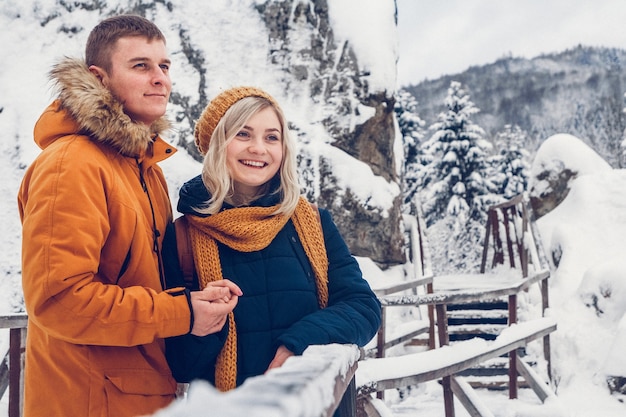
447, 298, 538, 390
358, 193, 556, 417
446, 300, 509, 342
441, 193, 549, 391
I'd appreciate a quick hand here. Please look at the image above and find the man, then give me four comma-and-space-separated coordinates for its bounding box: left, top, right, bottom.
17, 15, 241, 417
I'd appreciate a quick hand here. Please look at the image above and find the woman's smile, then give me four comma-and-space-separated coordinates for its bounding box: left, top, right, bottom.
226, 106, 283, 199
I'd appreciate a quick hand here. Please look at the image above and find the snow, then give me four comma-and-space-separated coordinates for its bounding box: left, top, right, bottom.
530, 133, 612, 182
354, 134, 626, 416
323, 145, 400, 213
1, 1, 626, 417
150, 344, 360, 417
327, 1, 397, 92
356, 317, 556, 386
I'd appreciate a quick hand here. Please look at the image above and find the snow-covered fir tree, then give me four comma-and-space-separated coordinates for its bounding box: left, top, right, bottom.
420, 81, 496, 226
490, 124, 531, 199
394, 88, 426, 214
419, 81, 499, 273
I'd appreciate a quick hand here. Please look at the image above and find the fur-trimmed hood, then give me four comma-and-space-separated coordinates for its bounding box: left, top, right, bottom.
37, 57, 170, 157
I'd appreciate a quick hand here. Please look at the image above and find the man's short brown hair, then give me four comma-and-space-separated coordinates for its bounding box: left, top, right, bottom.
85, 14, 166, 72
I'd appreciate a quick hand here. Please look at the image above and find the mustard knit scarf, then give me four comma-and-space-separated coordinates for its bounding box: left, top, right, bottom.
185, 196, 329, 391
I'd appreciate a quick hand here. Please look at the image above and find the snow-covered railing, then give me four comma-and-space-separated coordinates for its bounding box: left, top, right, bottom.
364, 273, 435, 361
0, 314, 27, 417
357, 317, 555, 393
357, 317, 557, 416
0, 316, 359, 417
153, 344, 360, 417
378, 269, 550, 307
481, 192, 549, 277
358, 269, 555, 417
364, 214, 436, 361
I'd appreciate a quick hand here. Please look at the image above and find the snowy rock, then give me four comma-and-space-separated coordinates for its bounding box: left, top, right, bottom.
529, 133, 611, 218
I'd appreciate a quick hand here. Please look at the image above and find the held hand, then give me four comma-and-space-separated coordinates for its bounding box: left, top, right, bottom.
266, 345, 294, 372
201, 279, 243, 303
189, 281, 241, 336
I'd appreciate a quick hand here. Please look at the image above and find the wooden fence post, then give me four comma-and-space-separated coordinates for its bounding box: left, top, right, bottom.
436, 304, 455, 417
337, 377, 357, 417
508, 294, 518, 400
9, 327, 25, 417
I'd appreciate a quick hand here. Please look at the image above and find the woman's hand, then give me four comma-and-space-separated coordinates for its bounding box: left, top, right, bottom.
189, 279, 242, 336
203, 279, 243, 303
266, 345, 294, 372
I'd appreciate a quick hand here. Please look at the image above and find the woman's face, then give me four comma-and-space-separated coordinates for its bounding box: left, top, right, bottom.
226, 106, 283, 199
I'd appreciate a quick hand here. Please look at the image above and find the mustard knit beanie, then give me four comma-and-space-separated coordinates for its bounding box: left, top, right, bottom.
194, 86, 279, 155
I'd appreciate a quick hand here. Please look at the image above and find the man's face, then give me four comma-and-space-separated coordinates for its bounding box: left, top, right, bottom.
92, 36, 171, 126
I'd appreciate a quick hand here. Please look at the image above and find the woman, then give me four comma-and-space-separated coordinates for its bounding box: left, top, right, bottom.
164, 86, 381, 391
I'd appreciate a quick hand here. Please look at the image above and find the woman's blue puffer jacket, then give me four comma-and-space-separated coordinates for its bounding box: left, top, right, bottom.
163, 175, 381, 386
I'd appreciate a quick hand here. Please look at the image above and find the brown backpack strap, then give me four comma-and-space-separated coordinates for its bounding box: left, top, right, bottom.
174, 216, 195, 289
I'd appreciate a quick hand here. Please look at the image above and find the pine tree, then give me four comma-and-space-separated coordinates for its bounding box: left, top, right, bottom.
419, 81, 500, 273
490, 125, 531, 199
394, 89, 426, 213
421, 81, 495, 226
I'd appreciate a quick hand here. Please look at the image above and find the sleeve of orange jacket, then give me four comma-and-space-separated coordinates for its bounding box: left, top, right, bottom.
18, 136, 191, 346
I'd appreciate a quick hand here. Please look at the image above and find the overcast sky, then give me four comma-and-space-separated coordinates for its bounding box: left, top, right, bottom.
396, 0, 626, 86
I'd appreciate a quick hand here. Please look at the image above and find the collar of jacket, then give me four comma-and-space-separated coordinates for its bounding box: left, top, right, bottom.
46, 57, 172, 158
177, 175, 282, 216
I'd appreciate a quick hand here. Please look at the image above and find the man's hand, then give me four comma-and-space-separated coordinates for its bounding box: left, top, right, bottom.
190, 279, 242, 336
266, 345, 294, 372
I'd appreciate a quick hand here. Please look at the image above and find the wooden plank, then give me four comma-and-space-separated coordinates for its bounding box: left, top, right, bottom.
502, 208, 515, 268
335, 377, 357, 417
376, 307, 387, 359
516, 356, 555, 403
0, 315, 28, 329
480, 212, 493, 273
450, 376, 495, 417
373, 275, 434, 296
379, 269, 550, 307
9, 328, 25, 417
541, 279, 552, 381
327, 361, 358, 417
442, 375, 455, 417
508, 294, 518, 400
357, 396, 384, 417
381, 323, 430, 351
0, 353, 8, 400
446, 310, 508, 320
357, 318, 556, 396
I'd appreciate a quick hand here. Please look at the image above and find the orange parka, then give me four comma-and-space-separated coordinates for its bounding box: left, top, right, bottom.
17, 58, 191, 417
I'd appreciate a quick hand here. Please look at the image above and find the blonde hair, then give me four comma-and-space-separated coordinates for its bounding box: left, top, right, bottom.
196, 96, 301, 216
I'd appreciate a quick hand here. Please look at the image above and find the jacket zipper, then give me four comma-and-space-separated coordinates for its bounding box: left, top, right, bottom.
136, 158, 166, 290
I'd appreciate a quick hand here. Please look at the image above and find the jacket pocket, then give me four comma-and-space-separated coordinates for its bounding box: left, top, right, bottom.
103, 369, 176, 417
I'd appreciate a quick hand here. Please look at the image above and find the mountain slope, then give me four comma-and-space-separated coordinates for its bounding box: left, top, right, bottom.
406, 46, 626, 167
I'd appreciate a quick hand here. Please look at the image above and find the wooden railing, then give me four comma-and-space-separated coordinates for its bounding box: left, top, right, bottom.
357, 269, 555, 417
155, 344, 360, 417
2, 194, 551, 417
0, 314, 27, 417
363, 214, 435, 360
1, 315, 358, 417
357, 317, 556, 417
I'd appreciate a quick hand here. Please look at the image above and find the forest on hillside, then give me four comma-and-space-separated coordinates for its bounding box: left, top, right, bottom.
394, 46, 626, 273
404, 46, 626, 168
